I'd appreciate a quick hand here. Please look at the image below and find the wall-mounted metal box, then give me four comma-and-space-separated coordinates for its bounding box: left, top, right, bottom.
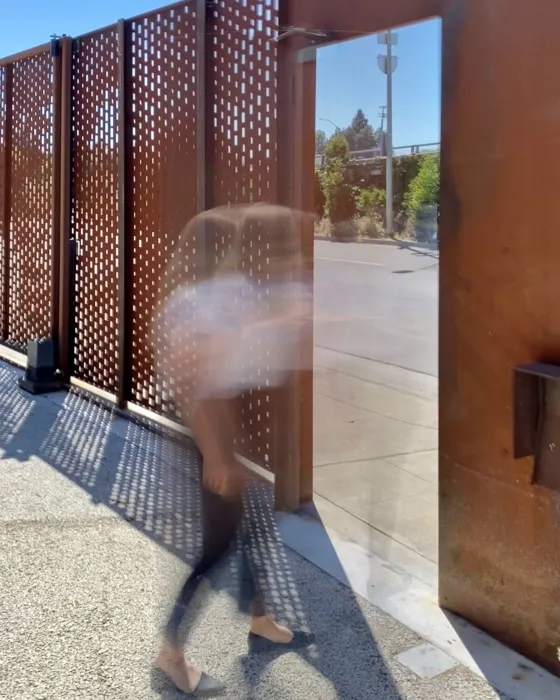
513, 362, 560, 490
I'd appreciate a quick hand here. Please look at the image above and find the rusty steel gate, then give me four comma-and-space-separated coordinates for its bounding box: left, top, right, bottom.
0, 0, 296, 484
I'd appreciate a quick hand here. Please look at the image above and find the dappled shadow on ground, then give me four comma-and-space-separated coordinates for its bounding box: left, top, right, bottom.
0, 363, 406, 699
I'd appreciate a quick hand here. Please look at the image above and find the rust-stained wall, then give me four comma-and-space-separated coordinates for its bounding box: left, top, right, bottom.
439, 0, 560, 674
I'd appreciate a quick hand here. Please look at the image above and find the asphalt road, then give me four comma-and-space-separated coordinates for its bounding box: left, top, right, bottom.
314, 241, 439, 377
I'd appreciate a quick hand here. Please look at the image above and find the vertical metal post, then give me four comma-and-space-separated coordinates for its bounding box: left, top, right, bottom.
2, 64, 13, 340
378, 30, 398, 235
195, 0, 214, 274
57, 37, 73, 380
196, 0, 211, 214
295, 48, 317, 505
274, 26, 301, 512
117, 19, 132, 408
385, 31, 394, 236
283, 46, 317, 506
51, 39, 63, 348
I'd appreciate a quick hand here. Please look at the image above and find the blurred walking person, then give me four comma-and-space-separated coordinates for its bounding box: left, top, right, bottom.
152, 203, 312, 696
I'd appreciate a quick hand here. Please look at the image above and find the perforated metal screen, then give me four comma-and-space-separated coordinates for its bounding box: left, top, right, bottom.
0, 66, 6, 340
129, 4, 198, 414
212, 0, 280, 469
0, 2, 284, 474
71, 29, 120, 392
7, 51, 54, 348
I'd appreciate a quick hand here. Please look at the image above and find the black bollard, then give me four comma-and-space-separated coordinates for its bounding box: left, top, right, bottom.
19, 338, 63, 395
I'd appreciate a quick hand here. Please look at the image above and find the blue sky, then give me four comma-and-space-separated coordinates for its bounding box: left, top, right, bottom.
1, 3, 441, 148
0, 1, 159, 48
316, 19, 442, 148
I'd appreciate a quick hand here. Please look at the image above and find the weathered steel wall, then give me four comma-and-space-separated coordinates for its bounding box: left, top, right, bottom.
438, 0, 560, 675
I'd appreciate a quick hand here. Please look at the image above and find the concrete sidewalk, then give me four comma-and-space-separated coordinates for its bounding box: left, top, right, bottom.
313, 346, 438, 564
0, 360, 555, 699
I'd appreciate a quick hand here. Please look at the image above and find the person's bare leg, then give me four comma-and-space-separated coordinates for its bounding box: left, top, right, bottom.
194, 399, 293, 645
156, 400, 235, 694
193, 397, 245, 498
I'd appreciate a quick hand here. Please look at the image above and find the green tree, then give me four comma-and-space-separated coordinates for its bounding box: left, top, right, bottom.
315, 129, 327, 155
342, 109, 378, 152
321, 134, 356, 223
314, 169, 326, 217
403, 154, 440, 218
356, 187, 386, 215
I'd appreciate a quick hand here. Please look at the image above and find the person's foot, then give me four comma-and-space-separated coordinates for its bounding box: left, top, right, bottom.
156, 640, 224, 696
250, 615, 294, 644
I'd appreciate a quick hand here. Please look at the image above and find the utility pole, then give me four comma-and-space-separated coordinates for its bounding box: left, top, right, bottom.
377, 31, 399, 235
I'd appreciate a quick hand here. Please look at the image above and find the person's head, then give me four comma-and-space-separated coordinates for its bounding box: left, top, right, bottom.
159, 205, 241, 303
238, 203, 304, 282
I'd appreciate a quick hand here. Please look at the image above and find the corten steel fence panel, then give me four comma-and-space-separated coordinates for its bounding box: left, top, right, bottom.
129, 4, 199, 416
0, 67, 7, 340
7, 50, 54, 348
71, 28, 120, 393
211, 0, 279, 471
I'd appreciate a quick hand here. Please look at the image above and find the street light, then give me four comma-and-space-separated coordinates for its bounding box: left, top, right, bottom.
378, 31, 399, 235
319, 117, 342, 132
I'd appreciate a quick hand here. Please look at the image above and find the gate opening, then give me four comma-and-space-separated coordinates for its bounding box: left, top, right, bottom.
311, 18, 441, 576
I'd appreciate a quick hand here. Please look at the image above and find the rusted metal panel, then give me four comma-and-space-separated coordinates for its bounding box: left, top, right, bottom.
285, 0, 441, 40
71, 26, 120, 394
0, 44, 51, 69
129, 3, 198, 415
438, 0, 560, 675
8, 50, 54, 348
0, 64, 12, 341
210, 0, 280, 473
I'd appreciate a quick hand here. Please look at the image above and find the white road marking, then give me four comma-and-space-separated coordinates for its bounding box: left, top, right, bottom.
315, 256, 384, 267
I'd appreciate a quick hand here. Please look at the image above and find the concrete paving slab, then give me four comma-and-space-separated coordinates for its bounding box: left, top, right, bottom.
307, 493, 439, 589
314, 347, 438, 401
315, 370, 438, 429
314, 457, 435, 506
386, 449, 438, 487
314, 394, 438, 467
397, 642, 459, 678
366, 492, 438, 562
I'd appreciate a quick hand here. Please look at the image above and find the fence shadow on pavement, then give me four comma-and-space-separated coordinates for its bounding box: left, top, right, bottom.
0, 362, 406, 699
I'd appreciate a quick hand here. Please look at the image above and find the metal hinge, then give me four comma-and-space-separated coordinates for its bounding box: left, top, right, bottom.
275, 26, 332, 44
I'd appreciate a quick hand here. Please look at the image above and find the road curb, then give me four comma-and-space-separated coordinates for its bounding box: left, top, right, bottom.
314, 236, 439, 252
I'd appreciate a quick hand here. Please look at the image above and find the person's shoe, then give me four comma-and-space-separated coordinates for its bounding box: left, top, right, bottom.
152, 665, 225, 697
248, 616, 315, 654
250, 615, 293, 644
247, 630, 316, 654
154, 642, 225, 697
